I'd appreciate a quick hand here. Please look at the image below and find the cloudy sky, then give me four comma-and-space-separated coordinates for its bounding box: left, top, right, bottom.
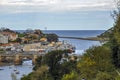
0, 0, 116, 30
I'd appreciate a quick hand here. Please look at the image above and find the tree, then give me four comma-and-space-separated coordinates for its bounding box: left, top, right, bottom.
60, 59, 77, 76
34, 29, 43, 35
33, 56, 43, 71
32, 50, 77, 80
22, 50, 77, 80
62, 71, 78, 80
15, 38, 22, 43
42, 50, 65, 80
115, 75, 120, 80
46, 33, 58, 42
77, 46, 115, 80
110, 0, 120, 67
95, 72, 114, 80
21, 65, 52, 80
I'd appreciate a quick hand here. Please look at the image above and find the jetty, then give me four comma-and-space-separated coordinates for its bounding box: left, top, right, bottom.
59, 36, 108, 41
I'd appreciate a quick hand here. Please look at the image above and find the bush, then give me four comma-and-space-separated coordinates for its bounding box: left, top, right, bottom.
95, 72, 114, 80
77, 46, 115, 80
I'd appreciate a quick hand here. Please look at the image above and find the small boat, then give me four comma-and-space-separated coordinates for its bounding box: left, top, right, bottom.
13, 66, 20, 74
15, 70, 20, 74
13, 69, 17, 71
0, 68, 4, 70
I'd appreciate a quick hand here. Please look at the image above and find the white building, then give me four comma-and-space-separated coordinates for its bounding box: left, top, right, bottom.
0, 34, 8, 43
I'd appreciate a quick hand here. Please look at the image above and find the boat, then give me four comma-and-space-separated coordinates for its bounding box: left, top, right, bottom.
13, 65, 20, 74
0, 68, 4, 70
13, 69, 17, 71
15, 70, 20, 74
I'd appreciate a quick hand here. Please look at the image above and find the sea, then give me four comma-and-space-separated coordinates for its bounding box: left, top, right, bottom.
0, 30, 105, 80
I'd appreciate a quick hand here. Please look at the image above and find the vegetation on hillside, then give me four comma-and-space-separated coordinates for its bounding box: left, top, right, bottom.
21, 50, 77, 80
98, 27, 113, 38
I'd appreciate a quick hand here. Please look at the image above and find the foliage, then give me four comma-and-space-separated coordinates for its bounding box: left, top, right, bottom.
15, 38, 22, 43
22, 45, 118, 80
33, 56, 43, 70
77, 46, 115, 80
115, 76, 120, 80
41, 50, 73, 80
0, 48, 5, 54
28, 35, 38, 39
34, 29, 43, 35
18, 33, 26, 37
95, 72, 114, 80
62, 71, 78, 80
46, 33, 58, 42
0, 48, 4, 51
21, 65, 52, 80
98, 27, 114, 38
60, 60, 77, 76
109, 0, 120, 68
31, 50, 77, 80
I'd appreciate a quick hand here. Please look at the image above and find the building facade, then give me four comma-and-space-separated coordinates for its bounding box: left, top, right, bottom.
0, 34, 8, 43
1, 32, 18, 41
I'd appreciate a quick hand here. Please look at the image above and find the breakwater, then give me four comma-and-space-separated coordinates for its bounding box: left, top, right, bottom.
59, 36, 108, 41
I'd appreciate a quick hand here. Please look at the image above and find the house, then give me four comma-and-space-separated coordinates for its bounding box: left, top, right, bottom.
40, 38, 47, 42
1, 32, 18, 41
0, 34, 8, 43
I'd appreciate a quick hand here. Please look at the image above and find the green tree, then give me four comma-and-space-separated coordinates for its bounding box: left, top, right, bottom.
77, 46, 115, 80
22, 50, 77, 80
95, 72, 114, 80
61, 60, 77, 76
21, 65, 53, 80
15, 38, 22, 43
46, 33, 58, 42
62, 71, 78, 80
33, 56, 43, 70
32, 50, 77, 80
110, 0, 120, 67
115, 76, 120, 80
42, 50, 66, 80
18, 33, 26, 37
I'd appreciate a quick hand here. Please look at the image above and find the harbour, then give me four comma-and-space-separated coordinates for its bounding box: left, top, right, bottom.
0, 61, 33, 80
0, 30, 104, 80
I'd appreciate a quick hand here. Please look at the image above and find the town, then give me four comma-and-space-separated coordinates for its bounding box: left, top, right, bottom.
0, 28, 76, 65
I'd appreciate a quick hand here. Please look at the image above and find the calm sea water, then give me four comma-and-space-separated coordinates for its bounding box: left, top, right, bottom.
0, 30, 105, 80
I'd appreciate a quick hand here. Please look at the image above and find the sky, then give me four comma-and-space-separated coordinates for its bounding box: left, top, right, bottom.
0, 0, 116, 30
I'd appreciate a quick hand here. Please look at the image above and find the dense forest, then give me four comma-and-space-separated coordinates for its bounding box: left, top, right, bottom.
21, 0, 120, 80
